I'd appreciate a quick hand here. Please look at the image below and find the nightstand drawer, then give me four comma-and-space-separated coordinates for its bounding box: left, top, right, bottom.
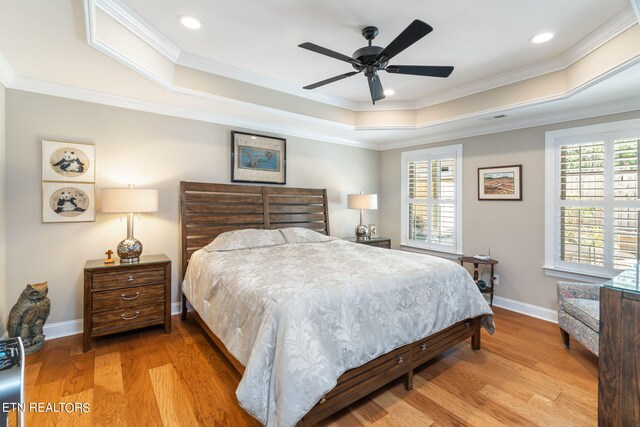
92, 283, 165, 312
91, 304, 165, 333
367, 241, 391, 249
92, 268, 165, 290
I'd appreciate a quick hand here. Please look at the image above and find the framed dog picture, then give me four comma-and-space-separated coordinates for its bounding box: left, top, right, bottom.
42, 182, 95, 223
231, 131, 286, 184
42, 140, 95, 183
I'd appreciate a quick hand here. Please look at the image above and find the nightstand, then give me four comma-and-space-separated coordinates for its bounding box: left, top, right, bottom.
458, 256, 498, 306
344, 236, 391, 249
83, 254, 171, 352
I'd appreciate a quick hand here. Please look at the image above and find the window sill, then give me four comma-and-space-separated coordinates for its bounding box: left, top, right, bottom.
542, 265, 611, 283
400, 245, 463, 261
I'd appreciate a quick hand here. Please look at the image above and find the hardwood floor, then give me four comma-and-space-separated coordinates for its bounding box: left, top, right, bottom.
8, 307, 598, 426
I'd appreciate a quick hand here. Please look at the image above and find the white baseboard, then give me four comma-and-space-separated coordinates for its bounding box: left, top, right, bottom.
42, 301, 183, 340
493, 295, 558, 323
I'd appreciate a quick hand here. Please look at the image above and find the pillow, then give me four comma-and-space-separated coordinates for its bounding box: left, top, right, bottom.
204, 229, 286, 252
279, 227, 336, 243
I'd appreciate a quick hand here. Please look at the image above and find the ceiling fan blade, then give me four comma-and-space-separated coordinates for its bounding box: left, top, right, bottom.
298, 42, 359, 65
376, 20, 433, 63
303, 71, 360, 90
385, 65, 454, 78
367, 74, 386, 104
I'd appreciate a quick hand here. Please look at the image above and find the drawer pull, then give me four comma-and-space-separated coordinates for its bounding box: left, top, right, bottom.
396, 355, 404, 364
419, 343, 427, 351
121, 311, 140, 320
127, 276, 135, 282
121, 292, 140, 301
319, 396, 327, 404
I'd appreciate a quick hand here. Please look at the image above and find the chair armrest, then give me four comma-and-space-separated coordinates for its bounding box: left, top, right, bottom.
557, 281, 603, 302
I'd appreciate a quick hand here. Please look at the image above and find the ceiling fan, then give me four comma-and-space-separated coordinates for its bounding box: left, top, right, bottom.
299, 20, 454, 105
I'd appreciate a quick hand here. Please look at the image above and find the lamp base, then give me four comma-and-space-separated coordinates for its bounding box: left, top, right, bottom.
117, 238, 142, 263
355, 224, 369, 240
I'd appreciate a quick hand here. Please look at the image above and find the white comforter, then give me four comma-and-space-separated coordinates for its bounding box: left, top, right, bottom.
183, 238, 494, 427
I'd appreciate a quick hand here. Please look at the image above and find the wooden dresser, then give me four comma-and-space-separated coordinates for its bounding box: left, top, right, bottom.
344, 236, 391, 249
83, 254, 171, 352
598, 269, 640, 425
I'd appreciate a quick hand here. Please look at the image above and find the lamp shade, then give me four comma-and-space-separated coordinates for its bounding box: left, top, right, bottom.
101, 188, 158, 213
347, 193, 378, 210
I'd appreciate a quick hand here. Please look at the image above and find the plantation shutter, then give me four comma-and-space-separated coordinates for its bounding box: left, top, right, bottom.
556, 134, 640, 274
405, 150, 459, 251
613, 137, 640, 269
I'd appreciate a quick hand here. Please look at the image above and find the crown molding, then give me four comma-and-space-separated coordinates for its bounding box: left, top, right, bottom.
5, 71, 640, 153
0, 51, 16, 87
9, 76, 377, 150
91, 0, 638, 113
633, 0, 640, 22
85, 15, 360, 137
93, 0, 180, 62
177, 52, 359, 110
416, 7, 639, 109
376, 96, 640, 151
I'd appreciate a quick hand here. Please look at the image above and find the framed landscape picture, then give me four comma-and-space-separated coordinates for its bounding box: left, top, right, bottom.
42, 182, 95, 223
478, 165, 522, 200
42, 140, 95, 183
231, 131, 286, 184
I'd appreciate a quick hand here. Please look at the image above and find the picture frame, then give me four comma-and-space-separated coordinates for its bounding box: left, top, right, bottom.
42, 182, 95, 223
231, 131, 286, 185
478, 164, 522, 201
42, 140, 95, 183
369, 224, 378, 238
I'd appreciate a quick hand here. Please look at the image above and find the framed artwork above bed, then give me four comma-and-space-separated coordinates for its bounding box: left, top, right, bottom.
231, 131, 286, 184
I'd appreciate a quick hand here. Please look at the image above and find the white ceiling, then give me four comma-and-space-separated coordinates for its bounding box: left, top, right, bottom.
0, 0, 639, 149
123, 0, 630, 104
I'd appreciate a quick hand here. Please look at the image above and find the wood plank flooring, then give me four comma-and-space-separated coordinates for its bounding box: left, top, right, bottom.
7, 307, 598, 426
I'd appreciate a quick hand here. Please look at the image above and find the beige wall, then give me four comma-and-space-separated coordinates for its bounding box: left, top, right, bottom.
380, 110, 640, 311
0, 82, 5, 335
4, 90, 379, 325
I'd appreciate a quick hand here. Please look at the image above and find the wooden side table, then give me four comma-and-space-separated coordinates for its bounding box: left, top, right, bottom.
344, 236, 391, 249
458, 256, 498, 306
83, 254, 171, 352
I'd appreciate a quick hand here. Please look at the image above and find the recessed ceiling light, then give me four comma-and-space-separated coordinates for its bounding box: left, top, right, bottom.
384, 89, 395, 96
179, 16, 201, 30
531, 32, 554, 44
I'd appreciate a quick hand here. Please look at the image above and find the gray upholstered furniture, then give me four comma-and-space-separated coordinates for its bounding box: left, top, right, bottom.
557, 281, 602, 356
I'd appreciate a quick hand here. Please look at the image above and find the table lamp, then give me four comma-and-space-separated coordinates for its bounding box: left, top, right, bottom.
347, 192, 378, 240
101, 185, 158, 263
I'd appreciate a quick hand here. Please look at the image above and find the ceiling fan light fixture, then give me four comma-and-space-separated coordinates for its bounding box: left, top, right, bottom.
531, 32, 554, 44
179, 15, 202, 30
384, 89, 395, 96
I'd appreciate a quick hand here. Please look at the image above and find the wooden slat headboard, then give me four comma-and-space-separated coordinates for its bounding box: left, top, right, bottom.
180, 181, 330, 278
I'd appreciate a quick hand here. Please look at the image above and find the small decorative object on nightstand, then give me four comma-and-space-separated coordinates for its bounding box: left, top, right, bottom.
345, 236, 391, 249
458, 256, 498, 306
101, 185, 158, 263
83, 254, 171, 352
104, 249, 115, 264
347, 192, 378, 240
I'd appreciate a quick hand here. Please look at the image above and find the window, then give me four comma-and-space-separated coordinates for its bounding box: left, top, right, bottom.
545, 118, 640, 278
401, 145, 462, 254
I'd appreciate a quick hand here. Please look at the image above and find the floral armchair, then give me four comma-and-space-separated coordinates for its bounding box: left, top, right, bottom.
557, 281, 602, 356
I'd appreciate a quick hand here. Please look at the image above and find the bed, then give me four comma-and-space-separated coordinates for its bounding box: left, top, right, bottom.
179, 181, 494, 426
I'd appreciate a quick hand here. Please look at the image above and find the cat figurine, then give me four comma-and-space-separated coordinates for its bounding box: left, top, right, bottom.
8, 282, 51, 354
